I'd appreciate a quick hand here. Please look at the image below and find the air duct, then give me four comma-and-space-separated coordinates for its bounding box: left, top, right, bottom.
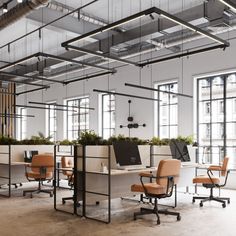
0, 0, 50, 31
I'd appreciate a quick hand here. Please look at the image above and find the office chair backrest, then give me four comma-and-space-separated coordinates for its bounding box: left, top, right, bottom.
156, 159, 181, 187
221, 157, 229, 176
31, 154, 54, 174
61, 156, 74, 176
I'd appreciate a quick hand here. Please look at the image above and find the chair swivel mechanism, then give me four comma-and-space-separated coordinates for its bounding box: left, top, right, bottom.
192, 156, 230, 208
23, 154, 54, 198
131, 159, 181, 225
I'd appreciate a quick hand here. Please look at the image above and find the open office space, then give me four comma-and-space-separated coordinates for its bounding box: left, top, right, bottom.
1, 0, 236, 235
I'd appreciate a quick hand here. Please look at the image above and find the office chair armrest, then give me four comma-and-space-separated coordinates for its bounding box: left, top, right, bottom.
206, 169, 217, 187
139, 172, 153, 178
208, 165, 222, 171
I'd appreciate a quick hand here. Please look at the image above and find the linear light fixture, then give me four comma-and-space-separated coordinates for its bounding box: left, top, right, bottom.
0, 113, 35, 118
218, 0, 236, 12
0, 53, 39, 71
16, 86, 49, 96
64, 45, 139, 67
28, 101, 95, 110
0, 52, 114, 74
0, 73, 50, 88
157, 8, 229, 46
62, 6, 228, 49
64, 71, 115, 85
0, 71, 64, 84
93, 89, 160, 102
15, 105, 76, 112
40, 52, 114, 72
61, 7, 156, 46
139, 44, 227, 67
125, 83, 193, 98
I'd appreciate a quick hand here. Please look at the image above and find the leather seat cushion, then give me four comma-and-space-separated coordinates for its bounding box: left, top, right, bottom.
193, 175, 220, 184
26, 172, 53, 179
131, 183, 166, 195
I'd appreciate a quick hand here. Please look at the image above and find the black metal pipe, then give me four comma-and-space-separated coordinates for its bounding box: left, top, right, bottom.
93, 89, 160, 101
15, 104, 76, 112
16, 86, 49, 96
64, 71, 115, 85
125, 83, 193, 98
139, 44, 228, 67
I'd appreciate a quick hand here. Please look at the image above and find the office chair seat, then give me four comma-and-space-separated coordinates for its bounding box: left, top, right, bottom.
192, 157, 230, 208
193, 175, 220, 185
26, 172, 53, 179
131, 159, 181, 225
131, 183, 166, 195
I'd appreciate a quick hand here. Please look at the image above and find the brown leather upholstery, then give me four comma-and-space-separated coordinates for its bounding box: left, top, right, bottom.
193, 175, 220, 184
26, 154, 54, 180
193, 157, 229, 185
61, 156, 73, 177
131, 159, 181, 224
192, 156, 230, 207
131, 159, 181, 196
131, 183, 166, 195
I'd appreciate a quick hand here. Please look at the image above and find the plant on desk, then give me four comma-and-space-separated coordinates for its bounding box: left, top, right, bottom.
18, 132, 54, 145
78, 131, 107, 145
0, 136, 18, 145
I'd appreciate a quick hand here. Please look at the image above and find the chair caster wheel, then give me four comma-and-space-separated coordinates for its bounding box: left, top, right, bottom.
228, 199, 230, 204
222, 203, 226, 208
200, 202, 203, 207
20, 183, 23, 187
30, 194, 33, 198
96, 201, 100, 205
192, 199, 195, 203
177, 215, 181, 221
157, 220, 160, 225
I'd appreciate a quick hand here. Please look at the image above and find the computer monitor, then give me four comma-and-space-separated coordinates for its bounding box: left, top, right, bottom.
24, 150, 38, 163
170, 140, 191, 162
113, 141, 142, 167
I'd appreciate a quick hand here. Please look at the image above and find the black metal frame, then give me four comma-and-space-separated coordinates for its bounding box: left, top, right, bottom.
54, 145, 76, 215
0, 145, 11, 197
75, 145, 111, 223
93, 89, 160, 102
133, 174, 180, 225
192, 169, 230, 207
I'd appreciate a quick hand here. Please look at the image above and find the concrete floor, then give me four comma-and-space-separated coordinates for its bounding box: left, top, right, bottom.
0, 185, 235, 236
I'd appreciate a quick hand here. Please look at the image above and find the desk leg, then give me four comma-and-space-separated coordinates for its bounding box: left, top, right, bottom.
57, 162, 60, 187
175, 184, 177, 208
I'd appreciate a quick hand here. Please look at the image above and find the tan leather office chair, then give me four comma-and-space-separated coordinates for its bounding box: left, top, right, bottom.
192, 156, 230, 208
23, 154, 54, 198
61, 156, 74, 204
131, 159, 181, 225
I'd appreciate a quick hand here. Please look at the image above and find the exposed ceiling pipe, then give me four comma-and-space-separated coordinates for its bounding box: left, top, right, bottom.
0, 0, 50, 31
47, 0, 107, 27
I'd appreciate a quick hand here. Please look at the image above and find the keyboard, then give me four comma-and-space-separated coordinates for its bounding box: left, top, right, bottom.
118, 165, 146, 171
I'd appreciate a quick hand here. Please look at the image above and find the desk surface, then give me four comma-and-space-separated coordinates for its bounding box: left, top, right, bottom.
0, 161, 28, 166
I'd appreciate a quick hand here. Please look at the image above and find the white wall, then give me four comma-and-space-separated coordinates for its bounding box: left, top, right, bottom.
16, 32, 236, 141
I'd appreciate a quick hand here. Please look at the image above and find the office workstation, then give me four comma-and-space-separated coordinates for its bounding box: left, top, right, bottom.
1, 0, 236, 235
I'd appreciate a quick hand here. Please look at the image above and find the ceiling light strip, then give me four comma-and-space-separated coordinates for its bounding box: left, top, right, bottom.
0, 73, 50, 87
28, 101, 95, 110
124, 83, 193, 98
61, 7, 156, 46
0, 53, 39, 71
65, 45, 139, 67
15, 105, 76, 112
40, 52, 114, 72
0, 113, 35, 118
64, 71, 115, 85
156, 8, 229, 46
93, 89, 160, 102
139, 44, 227, 67
218, 0, 236, 12
16, 86, 49, 96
